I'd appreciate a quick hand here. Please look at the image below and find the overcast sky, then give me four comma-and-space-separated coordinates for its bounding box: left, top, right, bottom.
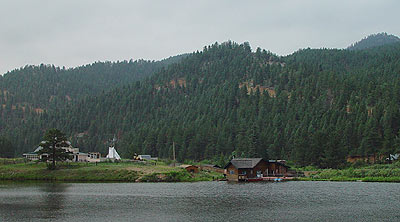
0, 0, 399, 74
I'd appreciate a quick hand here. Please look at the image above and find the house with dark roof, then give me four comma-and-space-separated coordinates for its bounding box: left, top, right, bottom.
224, 158, 289, 181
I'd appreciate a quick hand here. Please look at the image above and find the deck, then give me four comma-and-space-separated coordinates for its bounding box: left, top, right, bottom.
239, 176, 295, 182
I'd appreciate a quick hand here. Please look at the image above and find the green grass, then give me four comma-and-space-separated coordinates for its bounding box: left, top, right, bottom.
0, 158, 26, 165
300, 162, 400, 182
0, 161, 223, 182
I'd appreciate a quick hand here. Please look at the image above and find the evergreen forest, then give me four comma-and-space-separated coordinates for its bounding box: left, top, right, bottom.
1, 34, 400, 168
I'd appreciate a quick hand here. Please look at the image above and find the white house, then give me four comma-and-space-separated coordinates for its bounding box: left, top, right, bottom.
23, 141, 102, 162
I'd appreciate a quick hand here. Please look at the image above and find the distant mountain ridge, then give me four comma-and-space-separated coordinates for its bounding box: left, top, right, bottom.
347, 32, 400, 50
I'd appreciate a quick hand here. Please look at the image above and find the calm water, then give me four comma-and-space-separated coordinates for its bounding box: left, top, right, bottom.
0, 181, 400, 221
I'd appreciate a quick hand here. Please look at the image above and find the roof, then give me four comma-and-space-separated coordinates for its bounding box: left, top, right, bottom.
23, 152, 38, 155
226, 158, 264, 169
180, 164, 198, 169
200, 164, 221, 168
268, 160, 290, 168
224, 158, 290, 169
34, 146, 43, 153
138, 155, 151, 158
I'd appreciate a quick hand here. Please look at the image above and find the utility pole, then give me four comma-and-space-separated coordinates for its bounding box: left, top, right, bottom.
52, 137, 57, 170
173, 141, 176, 166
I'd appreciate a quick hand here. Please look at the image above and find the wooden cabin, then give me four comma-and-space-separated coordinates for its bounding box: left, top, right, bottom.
180, 165, 199, 173
224, 158, 289, 181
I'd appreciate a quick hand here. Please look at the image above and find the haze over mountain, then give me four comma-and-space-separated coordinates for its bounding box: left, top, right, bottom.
1, 34, 400, 168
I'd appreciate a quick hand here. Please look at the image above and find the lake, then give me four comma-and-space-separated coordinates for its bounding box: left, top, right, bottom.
0, 181, 399, 221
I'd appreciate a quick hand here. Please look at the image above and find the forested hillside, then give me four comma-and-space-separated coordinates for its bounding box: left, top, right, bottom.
0, 136, 13, 158
0, 55, 185, 155
2, 36, 400, 168
23, 40, 400, 168
0, 55, 185, 110
347, 32, 400, 50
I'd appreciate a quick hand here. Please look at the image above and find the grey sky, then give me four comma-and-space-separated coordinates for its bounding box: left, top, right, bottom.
0, 0, 399, 74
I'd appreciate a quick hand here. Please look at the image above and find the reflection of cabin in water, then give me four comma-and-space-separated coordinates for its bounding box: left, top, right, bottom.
224, 158, 289, 181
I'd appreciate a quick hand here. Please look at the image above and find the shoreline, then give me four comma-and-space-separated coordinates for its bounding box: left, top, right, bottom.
2, 161, 400, 183
0, 161, 224, 183
295, 177, 400, 183
2, 177, 399, 183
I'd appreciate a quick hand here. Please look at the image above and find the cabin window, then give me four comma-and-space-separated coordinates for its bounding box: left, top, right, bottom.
230, 170, 234, 175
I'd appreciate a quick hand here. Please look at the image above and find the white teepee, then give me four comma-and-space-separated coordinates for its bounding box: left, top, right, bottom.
106, 146, 121, 160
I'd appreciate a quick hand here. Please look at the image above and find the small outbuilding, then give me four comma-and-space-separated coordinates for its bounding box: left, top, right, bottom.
199, 164, 224, 173
180, 164, 199, 173
138, 155, 152, 160
74, 152, 89, 162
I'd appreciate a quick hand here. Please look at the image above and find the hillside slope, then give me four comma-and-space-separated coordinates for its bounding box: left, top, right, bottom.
21, 41, 400, 168
347, 33, 400, 50
0, 55, 185, 154
0, 55, 185, 111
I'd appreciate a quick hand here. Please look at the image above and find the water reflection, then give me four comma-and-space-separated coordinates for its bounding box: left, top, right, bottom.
37, 183, 69, 220
1, 181, 400, 221
0, 182, 69, 221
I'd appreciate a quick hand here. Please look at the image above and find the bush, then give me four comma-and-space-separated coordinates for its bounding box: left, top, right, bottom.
140, 173, 160, 182
352, 160, 367, 168
164, 171, 192, 182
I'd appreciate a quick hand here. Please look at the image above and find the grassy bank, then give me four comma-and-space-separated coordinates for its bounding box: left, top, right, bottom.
0, 158, 26, 165
0, 161, 224, 182
299, 162, 400, 182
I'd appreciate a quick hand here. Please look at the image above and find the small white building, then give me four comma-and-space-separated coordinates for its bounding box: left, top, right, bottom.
138, 155, 152, 160
73, 152, 88, 162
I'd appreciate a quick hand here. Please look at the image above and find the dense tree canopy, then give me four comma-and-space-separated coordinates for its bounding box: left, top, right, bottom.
0, 136, 13, 158
2, 37, 400, 168
347, 32, 400, 50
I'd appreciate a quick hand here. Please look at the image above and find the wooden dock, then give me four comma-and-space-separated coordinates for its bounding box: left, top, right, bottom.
240, 176, 295, 182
